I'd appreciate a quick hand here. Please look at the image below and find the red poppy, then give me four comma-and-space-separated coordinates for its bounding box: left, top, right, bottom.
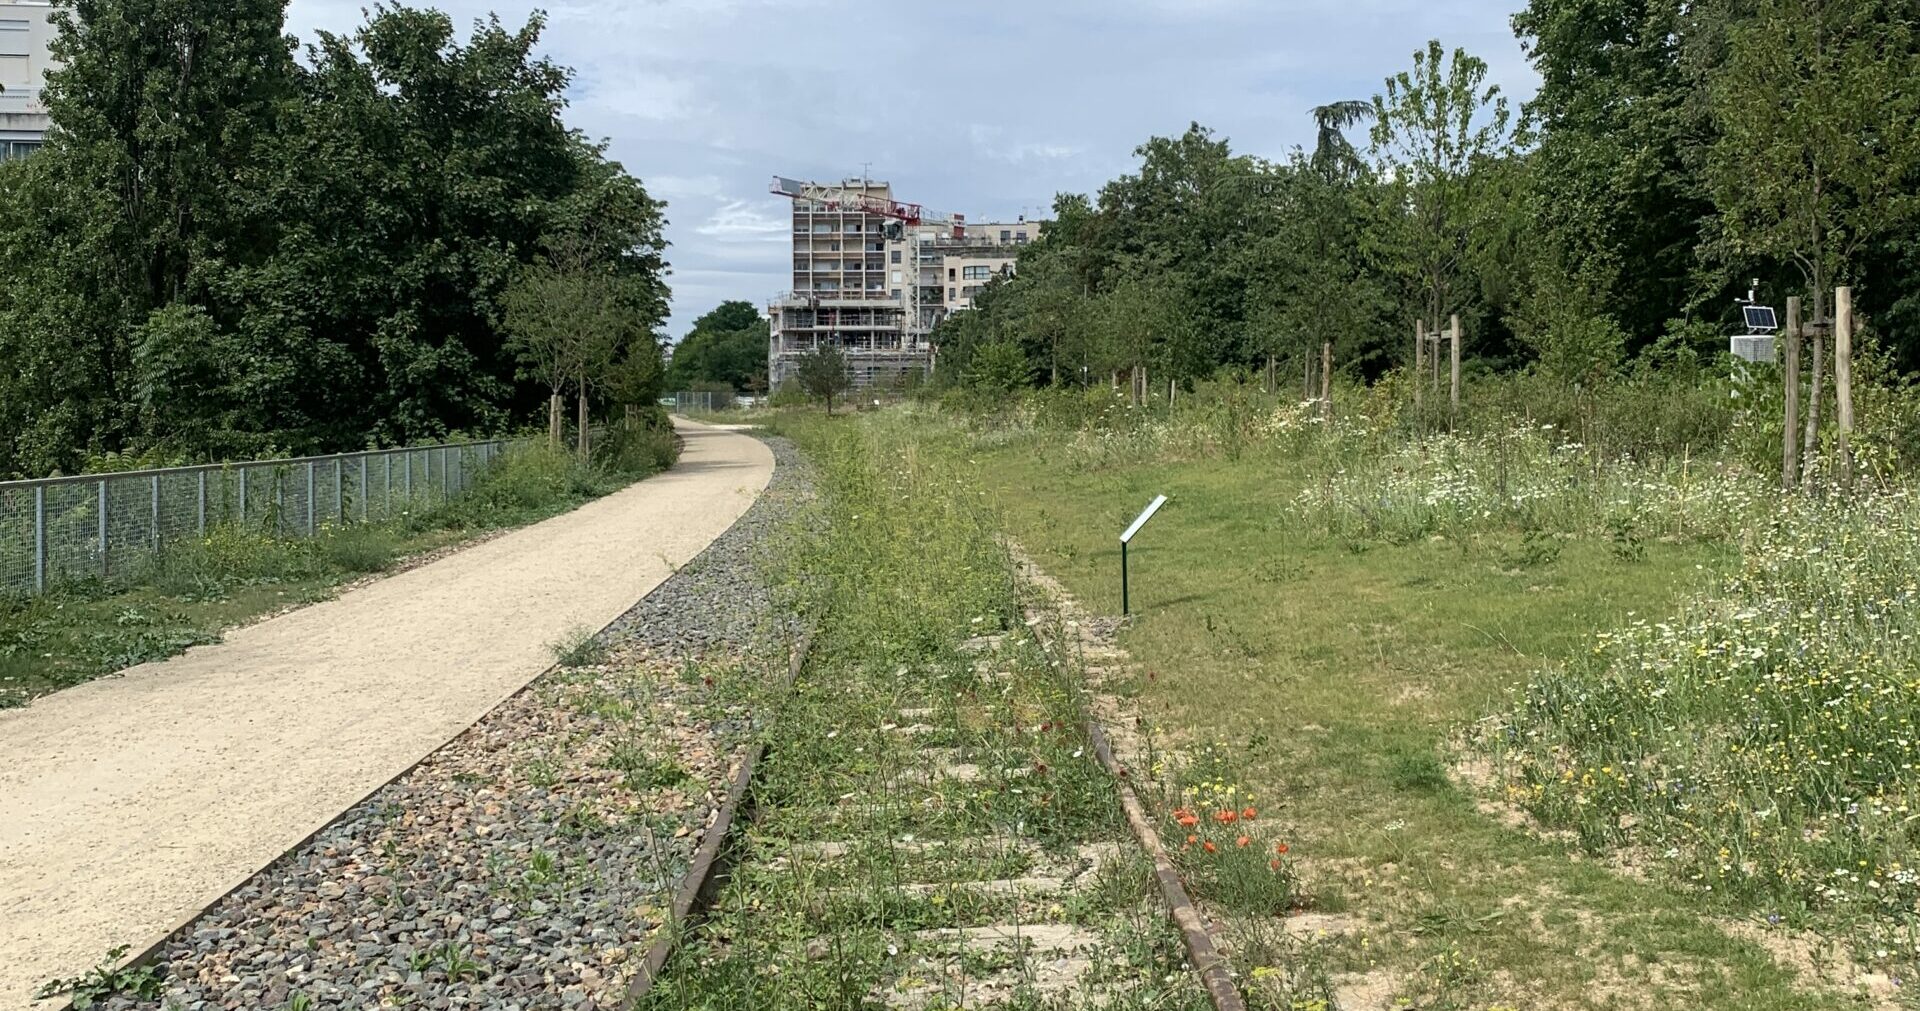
1214, 810, 1238, 825
1242, 806, 1257, 821
1236, 835, 1251, 848
1203, 841, 1218, 854
1274, 842, 1290, 855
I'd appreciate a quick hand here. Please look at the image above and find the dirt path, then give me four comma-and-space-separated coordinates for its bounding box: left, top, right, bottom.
0, 420, 774, 1011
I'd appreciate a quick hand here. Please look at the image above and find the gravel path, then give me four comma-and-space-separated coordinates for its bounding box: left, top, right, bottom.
0, 422, 775, 1011
81, 434, 813, 1011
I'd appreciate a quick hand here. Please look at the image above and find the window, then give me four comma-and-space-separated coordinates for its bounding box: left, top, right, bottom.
890, 270, 902, 283
891, 288, 901, 299
1000, 230, 1011, 242
962, 265, 992, 280
948, 287, 957, 300
947, 267, 956, 281
0, 140, 40, 161
1016, 231, 1028, 243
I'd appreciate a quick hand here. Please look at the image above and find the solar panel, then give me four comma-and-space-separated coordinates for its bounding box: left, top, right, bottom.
1744, 305, 1779, 332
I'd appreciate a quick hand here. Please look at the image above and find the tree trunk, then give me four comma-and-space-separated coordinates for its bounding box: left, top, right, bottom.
1783, 297, 1802, 491
576, 385, 590, 461
1319, 342, 1333, 422
1413, 321, 1425, 407
548, 392, 563, 450
1802, 285, 1827, 483
1449, 314, 1462, 421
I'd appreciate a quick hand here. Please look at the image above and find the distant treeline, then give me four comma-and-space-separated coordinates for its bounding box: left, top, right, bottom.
0, 1, 670, 478
935, 2, 1920, 393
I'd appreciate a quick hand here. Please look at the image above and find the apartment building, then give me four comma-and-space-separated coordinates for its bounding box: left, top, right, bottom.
767, 177, 1038, 389
0, 0, 53, 161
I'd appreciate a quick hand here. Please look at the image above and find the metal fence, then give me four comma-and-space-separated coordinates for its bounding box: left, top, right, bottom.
0, 439, 524, 596
669, 391, 737, 413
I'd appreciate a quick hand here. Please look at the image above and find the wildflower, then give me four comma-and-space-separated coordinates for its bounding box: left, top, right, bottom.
1203, 841, 1218, 854
1187, 834, 1198, 848
1214, 809, 1238, 825
1237, 835, 1251, 848
1242, 806, 1257, 821
1274, 842, 1290, 855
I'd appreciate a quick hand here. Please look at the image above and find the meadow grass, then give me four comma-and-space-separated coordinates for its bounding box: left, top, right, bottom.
909, 389, 1868, 1008
642, 411, 1208, 1010
0, 434, 678, 707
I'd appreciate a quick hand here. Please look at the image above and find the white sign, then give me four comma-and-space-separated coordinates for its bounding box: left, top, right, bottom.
1120, 495, 1168, 544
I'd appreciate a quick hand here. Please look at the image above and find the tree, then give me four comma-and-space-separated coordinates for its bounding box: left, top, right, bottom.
1709, 0, 1920, 319
795, 343, 852, 414
1512, 0, 1717, 346
1310, 100, 1376, 177
1371, 41, 1516, 350
667, 300, 769, 392
967, 341, 1032, 394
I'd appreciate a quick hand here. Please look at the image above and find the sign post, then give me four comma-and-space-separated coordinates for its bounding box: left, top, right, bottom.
1120, 494, 1168, 616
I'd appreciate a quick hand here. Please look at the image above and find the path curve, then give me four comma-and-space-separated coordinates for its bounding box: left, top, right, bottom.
0, 420, 774, 1010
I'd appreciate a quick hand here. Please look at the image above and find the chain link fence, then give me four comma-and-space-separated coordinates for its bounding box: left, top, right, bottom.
668, 391, 737, 413
0, 439, 525, 596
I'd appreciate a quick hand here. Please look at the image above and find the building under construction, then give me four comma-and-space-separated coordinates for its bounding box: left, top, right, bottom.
768, 177, 1037, 389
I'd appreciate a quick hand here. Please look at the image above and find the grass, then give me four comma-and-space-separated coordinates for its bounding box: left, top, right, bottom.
0, 433, 678, 707
640, 411, 1209, 1010
890, 391, 1869, 1009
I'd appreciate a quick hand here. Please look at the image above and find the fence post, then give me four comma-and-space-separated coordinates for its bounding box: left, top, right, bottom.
99, 479, 109, 577
1783, 296, 1802, 490
238, 468, 248, 528
150, 474, 161, 551
197, 471, 207, 536
383, 455, 392, 519
33, 484, 45, 594
1449, 314, 1462, 417
334, 459, 344, 527
306, 461, 316, 536
405, 452, 413, 503
1836, 286, 1855, 489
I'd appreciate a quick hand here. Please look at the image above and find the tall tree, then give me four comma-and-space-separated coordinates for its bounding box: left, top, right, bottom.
1707, 0, 1920, 322
1512, 0, 1717, 344
1371, 41, 1515, 348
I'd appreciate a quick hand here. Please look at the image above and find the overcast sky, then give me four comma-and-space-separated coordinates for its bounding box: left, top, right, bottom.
284, 0, 1538, 340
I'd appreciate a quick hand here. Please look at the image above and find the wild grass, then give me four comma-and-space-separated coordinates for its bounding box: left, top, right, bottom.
0, 434, 679, 707
918, 390, 1861, 1007
641, 411, 1207, 1010
1478, 485, 1920, 969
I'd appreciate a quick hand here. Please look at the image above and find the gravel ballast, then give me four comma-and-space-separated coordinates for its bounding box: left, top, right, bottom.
93, 434, 812, 1011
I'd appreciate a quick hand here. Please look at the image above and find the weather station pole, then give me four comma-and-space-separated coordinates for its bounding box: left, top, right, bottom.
1120, 494, 1169, 617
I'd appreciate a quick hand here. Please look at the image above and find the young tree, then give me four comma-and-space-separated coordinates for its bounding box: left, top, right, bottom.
1371, 41, 1515, 351
795, 342, 852, 414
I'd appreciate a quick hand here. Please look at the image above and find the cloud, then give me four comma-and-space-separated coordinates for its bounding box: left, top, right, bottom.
696, 200, 789, 242
285, 0, 1537, 338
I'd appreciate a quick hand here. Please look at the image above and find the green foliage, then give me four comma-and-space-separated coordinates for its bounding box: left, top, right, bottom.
965, 341, 1031, 393
667, 300, 769, 393
34, 946, 163, 1008
0, 3, 668, 478
1708, 0, 1920, 308
794, 343, 852, 413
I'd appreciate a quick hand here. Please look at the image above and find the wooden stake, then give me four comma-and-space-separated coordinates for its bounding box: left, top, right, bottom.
1449, 313, 1462, 416
1413, 322, 1425, 406
1320, 341, 1332, 422
1803, 300, 1826, 482
1835, 286, 1855, 488
1782, 297, 1802, 491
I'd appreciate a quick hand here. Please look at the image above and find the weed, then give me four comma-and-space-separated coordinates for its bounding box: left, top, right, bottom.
548, 625, 608, 668
35, 946, 163, 1008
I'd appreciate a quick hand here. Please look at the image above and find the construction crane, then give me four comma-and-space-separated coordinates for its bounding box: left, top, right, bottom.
769, 176, 965, 337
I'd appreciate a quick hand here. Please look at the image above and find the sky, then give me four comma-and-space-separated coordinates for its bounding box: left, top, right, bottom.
284, 0, 1540, 341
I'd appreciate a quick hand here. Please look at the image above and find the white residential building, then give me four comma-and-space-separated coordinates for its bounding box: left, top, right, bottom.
767, 177, 1039, 389
0, 0, 53, 160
